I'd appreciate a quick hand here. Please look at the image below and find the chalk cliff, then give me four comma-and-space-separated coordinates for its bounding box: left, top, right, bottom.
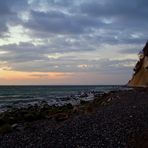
128, 41, 148, 87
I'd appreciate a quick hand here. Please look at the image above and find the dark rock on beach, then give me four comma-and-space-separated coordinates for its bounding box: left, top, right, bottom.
0, 89, 148, 147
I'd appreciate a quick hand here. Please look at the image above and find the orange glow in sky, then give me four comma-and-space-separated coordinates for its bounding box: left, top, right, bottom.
0, 70, 128, 85
0, 70, 73, 85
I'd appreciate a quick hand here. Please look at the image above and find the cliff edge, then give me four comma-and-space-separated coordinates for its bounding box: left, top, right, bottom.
128, 41, 148, 87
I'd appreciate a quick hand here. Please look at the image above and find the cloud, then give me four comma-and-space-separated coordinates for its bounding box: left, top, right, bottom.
80, 0, 148, 19
77, 0, 148, 44
1, 0, 148, 43
120, 48, 140, 54
0, 0, 13, 15
0, 40, 97, 63
0, 0, 148, 84
0, 46, 136, 73
23, 10, 103, 36
0, 0, 28, 37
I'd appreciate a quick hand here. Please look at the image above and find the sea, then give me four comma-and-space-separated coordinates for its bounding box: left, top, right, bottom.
0, 85, 125, 112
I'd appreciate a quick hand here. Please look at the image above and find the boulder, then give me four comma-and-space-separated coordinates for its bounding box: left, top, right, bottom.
54, 113, 69, 122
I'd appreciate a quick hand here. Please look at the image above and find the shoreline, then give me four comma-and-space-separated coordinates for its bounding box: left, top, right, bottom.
0, 88, 148, 147
0, 85, 127, 113
0, 89, 124, 132
0, 91, 95, 113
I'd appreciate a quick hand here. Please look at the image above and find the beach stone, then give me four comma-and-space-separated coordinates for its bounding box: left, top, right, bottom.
0, 124, 12, 134
54, 113, 69, 122
11, 123, 18, 129
64, 103, 73, 110
101, 101, 107, 106
0, 89, 148, 147
0, 117, 5, 126
73, 106, 79, 113
107, 98, 112, 102
80, 93, 88, 98
80, 100, 89, 105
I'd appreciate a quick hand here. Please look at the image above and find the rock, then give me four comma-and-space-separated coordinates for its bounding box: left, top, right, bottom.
24, 113, 35, 122
11, 123, 18, 129
0, 124, 12, 134
0, 117, 5, 126
107, 98, 112, 102
80, 93, 88, 98
101, 101, 107, 106
133, 106, 136, 109
80, 100, 89, 105
73, 106, 79, 113
54, 113, 69, 122
64, 103, 73, 110
85, 105, 94, 113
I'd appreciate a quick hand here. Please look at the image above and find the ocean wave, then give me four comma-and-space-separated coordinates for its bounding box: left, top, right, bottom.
0, 85, 123, 112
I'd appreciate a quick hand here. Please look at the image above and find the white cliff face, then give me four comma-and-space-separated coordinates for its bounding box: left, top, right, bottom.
128, 42, 148, 87
143, 56, 148, 69
138, 51, 144, 59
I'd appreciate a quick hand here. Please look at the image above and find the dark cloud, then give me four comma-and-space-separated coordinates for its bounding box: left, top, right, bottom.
24, 10, 103, 35
46, 0, 73, 7
0, 40, 136, 73
76, 0, 148, 44
0, 0, 28, 36
0, 40, 97, 65
14, 58, 135, 74
0, 39, 95, 53
19, 0, 148, 46
0, 0, 20, 16
80, 0, 148, 19
0, 44, 136, 73
1, 0, 147, 43
0, 22, 8, 37
0, 43, 48, 62
0, 0, 147, 83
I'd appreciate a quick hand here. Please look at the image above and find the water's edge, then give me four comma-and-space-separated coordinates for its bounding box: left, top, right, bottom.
0, 85, 128, 112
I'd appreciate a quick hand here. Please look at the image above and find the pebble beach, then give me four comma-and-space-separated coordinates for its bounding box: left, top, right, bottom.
0, 88, 148, 148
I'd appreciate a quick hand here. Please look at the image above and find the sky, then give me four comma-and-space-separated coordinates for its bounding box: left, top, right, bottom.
0, 0, 148, 85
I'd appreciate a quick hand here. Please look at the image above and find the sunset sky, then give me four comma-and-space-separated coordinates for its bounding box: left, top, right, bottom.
0, 0, 148, 85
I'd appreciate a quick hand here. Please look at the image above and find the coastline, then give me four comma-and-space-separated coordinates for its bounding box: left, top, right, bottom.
0, 88, 148, 147
0, 85, 122, 112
